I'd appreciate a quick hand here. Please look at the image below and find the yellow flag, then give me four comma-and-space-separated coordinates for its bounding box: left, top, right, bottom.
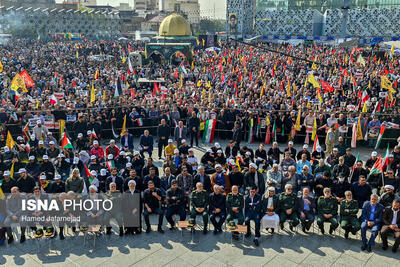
368, 80, 371, 89
357, 54, 366, 67
260, 86, 264, 98
311, 117, 317, 141
202, 88, 206, 99
191, 61, 195, 70
293, 82, 297, 92
362, 102, 367, 113
6, 131, 15, 150
0, 187, 5, 200
307, 73, 320, 88
196, 39, 200, 46
103, 91, 106, 101
381, 75, 393, 90
59, 119, 65, 141
120, 115, 126, 136
207, 81, 211, 88
76, 50, 79, 59
202, 39, 205, 47
199, 122, 205, 131
312, 62, 318, 70
0, 60, 3, 73
235, 157, 241, 172
266, 117, 270, 126
197, 80, 202, 87
357, 118, 363, 140
391, 45, 395, 55
36, 99, 40, 109
10, 162, 15, 179
287, 80, 291, 97
10, 73, 27, 92
179, 73, 183, 88
122, 56, 126, 64
295, 109, 301, 131
90, 83, 96, 103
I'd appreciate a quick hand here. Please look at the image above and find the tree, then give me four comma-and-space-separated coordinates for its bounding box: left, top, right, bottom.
198, 19, 225, 34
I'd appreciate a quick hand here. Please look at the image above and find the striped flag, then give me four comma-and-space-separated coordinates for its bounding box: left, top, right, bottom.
382, 144, 390, 169
265, 125, 271, 144
248, 118, 254, 144
375, 124, 386, 149
137, 118, 143, 127
106, 160, 115, 171
61, 133, 73, 150
202, 119, 216, 143
312, 135, 319, 152
84, 163, 94, 184
272, 120, 277, 142
369, 155, 383, 175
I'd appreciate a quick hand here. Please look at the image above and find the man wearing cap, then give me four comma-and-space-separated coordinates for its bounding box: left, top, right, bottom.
32, 120, 48, 142
278, 184, 299, 230
45, 133, 58, 151
379, 185, 396, 207
106, 140, 120, 160
139, 130, 154, 158
178, 139, 190, 156
244, 163, 265, 195
317, 188, 339, 235
50, 174, 65, 193
164, 139, 177, 158
326, 148, 340, 167
211, 164, 231, 194
164, 179, 186, 230
16, 169, 36, 194
380, 199, 400, 252
39, 155, 55, 180
143, 181, 164, 233
34, 141, 47, 162
38, 174, 52, 193
244, 186, 262, 246
226, 185, 244, 227
209, 185, 226, 234
284, 141, 297, 160
90, 140, 104, 161
190, 182, 209, 234
25, 155, 40, 180
76, 133, 88, 151
174, 120, 187, 148
0, 171, 17, 193
340, 191, 360, 239
120, 130, 134, 152
366, 152, 378, 172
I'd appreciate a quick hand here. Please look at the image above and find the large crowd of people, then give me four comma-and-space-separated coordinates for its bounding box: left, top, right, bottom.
0, 39, 400, 252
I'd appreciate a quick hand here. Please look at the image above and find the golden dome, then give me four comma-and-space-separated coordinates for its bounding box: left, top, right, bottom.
159, 14, 191, 36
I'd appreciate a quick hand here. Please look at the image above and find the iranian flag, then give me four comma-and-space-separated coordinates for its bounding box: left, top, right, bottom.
361, 90, 370, 103
202, 119, 216, 143
137, 118, 143, 126
312, 135, 319, 152
382, 144, 390, 169
91, 130, 98, 139
61, 133, 73, 150
106, 160, 115, 171
369, 155, 383, 175
179, 62, 187, 74
374, 124, 386, 149
248, 118, 254, 144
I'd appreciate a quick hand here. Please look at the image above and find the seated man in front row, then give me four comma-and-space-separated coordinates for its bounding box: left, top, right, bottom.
339, 191, 360, 239
190, 182, 209, 234
317, 187, 339, 235
278, 184, 299, 231
360, 194, 384, 252
380, 199, 400, 253
244, 186, 262, 246
209, 185, 226, 234
165, 179, 186, 230
226, 185, 244, 240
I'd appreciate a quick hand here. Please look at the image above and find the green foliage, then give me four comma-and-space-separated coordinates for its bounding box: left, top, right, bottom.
198, 19, 225, 34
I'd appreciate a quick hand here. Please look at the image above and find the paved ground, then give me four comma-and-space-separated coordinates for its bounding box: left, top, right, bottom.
1, 139, 397, 267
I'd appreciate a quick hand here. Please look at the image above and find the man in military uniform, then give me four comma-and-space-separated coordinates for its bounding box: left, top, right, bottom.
340, 191, 360, 239
190, 182, 209, 234
105, 182, 124, 236
226, 185, 244, 240
278, 184, 299, 231
165, 180, 186, 230
244, 186, 262, 246
317, 187, 339, 235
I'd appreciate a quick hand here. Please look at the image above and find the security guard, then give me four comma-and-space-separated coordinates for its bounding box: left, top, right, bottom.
340, 191, 360, 239
278, 184, 299, 230
190, 182, 209, 234
317, 187, 339, 235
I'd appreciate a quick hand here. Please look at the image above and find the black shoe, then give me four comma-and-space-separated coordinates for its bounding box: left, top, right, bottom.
72, 227, 76, 233
351, 230, 356, 235
213, 229, 218, 235
302, 225, 306, 233
217, 227, 223, 232
232, 233, 239, 240
320, 228, 325, 235
253, 238, 259, 247
106, 227, 112, 235
60, 232, 65, 240
344, 231, 349, 239
289, 225, 294, 232
280, 223, 284, 230
361, 244, 367, 251
245, 232, 251, 238
146, 228, 151, 233
169, 226, 176, 231
392, 246, 398, 253
203, 229, 208, 235
271, 228, 275, 234
382, 244, 388, 251
20, 235, 26, 244
367, 245, 372, 252
158, 228, 164, 234
329, 228, 334, 235
8, 236, 14, 244
119, 228, 124, 237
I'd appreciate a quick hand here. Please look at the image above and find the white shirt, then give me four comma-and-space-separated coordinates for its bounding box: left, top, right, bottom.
391, 208, 398, 225
267, 197, 273, 209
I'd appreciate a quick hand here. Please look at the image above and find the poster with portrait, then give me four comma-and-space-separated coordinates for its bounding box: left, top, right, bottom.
229, 13, 237, 34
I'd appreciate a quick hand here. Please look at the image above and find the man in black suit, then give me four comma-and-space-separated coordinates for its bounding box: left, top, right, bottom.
193, 165, 212, 193
380, 200, 400, 252
244, 187, 262, 246
225, 140, 238, 159
174, 120, 188, 146
188, 111, 200, 147
232, 121, 242, 148
157, 119, 170, 159
298, 187, 316, 233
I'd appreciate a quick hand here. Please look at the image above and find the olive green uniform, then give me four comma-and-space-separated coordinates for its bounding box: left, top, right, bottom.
278, 193, 299, 226
317, 196, 339, 231
340, 199, 360, 234
226, 193, 244, 224
190, 190, 209, 226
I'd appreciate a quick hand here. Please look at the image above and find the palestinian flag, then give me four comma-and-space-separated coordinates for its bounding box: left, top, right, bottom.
106, 160, 115, 171
84, 163, 93, 184
369, 155, 383, 175
248, 118, 254, 144
257, 116, 262, 138
202, 119, 216, 143
91, 130, 98, 139
382, 144, 390, 169
0, 181, 5, 199
352, 152, 360, 172
61, 133, 73, 150
374, 124, 386, 149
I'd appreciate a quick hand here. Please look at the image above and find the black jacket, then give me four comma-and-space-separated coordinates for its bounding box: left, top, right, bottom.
209, 192, 226, 213
157, 124, 171, 140
193, 173, 212, 193
188, 117, 200, 132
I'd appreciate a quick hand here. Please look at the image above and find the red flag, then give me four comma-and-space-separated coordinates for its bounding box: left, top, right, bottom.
72, 79, 76, 88
271, 68, 275, 77
19, 70, 35, 87
221, 73, 225, 83
332, 49, 336, 54
59, 76, 63, 85
320, 80, 334, 93
249, 72, 252, 81
130, 88, 135, 98
384, 69, 389, 75
265, 125, 271, 144
280, 81, 284, 90
234, 82, 238, 97
394, 80, 397, 88
174, 68, 179, 79
121, 73, 126, 82
238, 72, 242, 82
343, 69, 348, 76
